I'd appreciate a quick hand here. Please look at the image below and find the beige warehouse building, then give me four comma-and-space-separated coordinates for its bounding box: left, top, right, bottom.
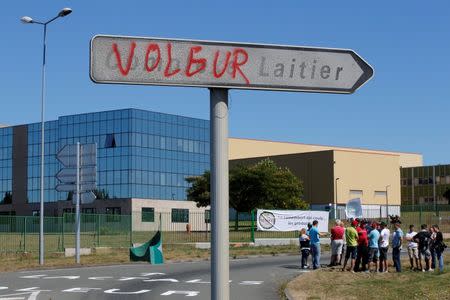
229, 138, 423, 218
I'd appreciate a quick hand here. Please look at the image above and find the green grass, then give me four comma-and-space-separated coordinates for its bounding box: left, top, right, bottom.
0, 244, 301, 273
286, 253, 450, 300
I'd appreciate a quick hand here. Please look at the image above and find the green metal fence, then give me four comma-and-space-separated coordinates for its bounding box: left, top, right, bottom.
0, 205, 449, 253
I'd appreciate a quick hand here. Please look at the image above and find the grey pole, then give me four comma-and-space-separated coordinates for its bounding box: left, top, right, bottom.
385, 185, 390, 221
75, 142, 80, 264
411, 168, 415, 208
21, 7, 73, 266
433, 166, 436, 211
334, 178, 339, 220
210, 88, 229, 300
39, 24, 47, 266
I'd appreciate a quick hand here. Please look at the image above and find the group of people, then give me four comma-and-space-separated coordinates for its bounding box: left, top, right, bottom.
299, 218, 447, 273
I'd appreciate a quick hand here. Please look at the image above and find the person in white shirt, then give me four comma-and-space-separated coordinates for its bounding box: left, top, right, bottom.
405, 224, 419, 270
379, 222, 390, 272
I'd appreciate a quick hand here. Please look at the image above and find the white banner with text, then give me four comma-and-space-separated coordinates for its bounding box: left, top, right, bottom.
256, 209, 329, 232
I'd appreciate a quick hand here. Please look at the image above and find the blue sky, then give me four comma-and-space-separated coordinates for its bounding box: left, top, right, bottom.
0, 1, 449, 165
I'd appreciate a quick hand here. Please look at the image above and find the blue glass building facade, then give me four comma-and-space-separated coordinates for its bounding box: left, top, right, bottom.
8, 108, 209, 206
0, 127, 12, 204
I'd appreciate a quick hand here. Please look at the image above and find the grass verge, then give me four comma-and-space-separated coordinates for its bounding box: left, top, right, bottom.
0, 243, 301, 273
285, 253, 450, 300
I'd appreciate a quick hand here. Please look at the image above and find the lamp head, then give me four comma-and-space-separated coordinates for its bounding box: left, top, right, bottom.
21, 16, 33, 24
58, 8, 72, 17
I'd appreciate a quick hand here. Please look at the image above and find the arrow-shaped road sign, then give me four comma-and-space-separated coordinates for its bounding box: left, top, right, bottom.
56, 167, 96, 184
56, 182, 97, 193
57, 144, 97, 167
72, 191, 96, 205
91, 35, 374, 94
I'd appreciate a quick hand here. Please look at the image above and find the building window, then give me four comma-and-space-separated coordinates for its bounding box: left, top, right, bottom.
105, 134, 117, 148
349, 190, 363, 198
63, 208, 75, 214
82, 208, 97, 214
374, 191, 387, 197
106, 207, 121, 222
172, 208, 189, 223
142, 207, 155, 222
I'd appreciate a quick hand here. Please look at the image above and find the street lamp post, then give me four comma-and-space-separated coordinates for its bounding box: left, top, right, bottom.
385, 185, 390, 222
21, 8, 72, 266
335, 177, 340, 219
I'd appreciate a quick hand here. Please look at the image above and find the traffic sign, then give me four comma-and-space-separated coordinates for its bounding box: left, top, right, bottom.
56, 167, 96, 184
57, 144, 96, 167
56, 182, 97, 192
90, 35, 373, 94
76, 191, 96, 205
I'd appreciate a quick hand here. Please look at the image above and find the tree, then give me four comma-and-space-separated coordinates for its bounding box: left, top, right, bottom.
186, 171, 210, 208
186, 159, 307, 213
2, 191, 12, 204
444, 188, 450, 205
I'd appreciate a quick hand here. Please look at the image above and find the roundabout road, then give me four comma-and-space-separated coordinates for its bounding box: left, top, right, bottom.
0, 253, 330, 299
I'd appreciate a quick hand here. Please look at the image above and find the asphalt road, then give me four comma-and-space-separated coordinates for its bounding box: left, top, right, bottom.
0, 254, 330, 300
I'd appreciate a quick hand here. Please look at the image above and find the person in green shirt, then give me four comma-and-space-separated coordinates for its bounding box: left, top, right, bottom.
342, 219, 359, 272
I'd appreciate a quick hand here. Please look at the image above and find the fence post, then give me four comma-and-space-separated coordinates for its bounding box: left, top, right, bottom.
250, 210, 255, 243
23, 216, 27, 252
419, 205, 423, 225
61, 214, 65, 251
97, 214, 100, 247
129, 214, 133, 247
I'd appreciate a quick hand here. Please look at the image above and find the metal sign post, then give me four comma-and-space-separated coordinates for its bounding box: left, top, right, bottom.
89, 34, 374, 300
75, 142, 81, 264
56, 143, 97, 263
210, 88, 229, 300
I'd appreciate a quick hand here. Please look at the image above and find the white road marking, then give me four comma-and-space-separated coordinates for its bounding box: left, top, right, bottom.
0, 291, 40, 300
118, 277, 149, 281
19, 275, 46, 279
88, 277, 113, 280
104, 289, 150, 295
160, 290, 200, 297
143, 278, 179, 283
185, 279, 211, 284
140, 272, 166, 276
62, 288, 102, 293
26, 292, 40, 300
43, 276, 79, 280
239, 281, 264, 285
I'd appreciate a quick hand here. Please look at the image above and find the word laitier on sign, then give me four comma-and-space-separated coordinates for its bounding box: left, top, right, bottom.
91, 35, 373, 93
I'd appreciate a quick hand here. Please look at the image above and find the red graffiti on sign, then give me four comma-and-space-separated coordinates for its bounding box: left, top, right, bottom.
112, 42, 251, 84
112, 42, 136, 76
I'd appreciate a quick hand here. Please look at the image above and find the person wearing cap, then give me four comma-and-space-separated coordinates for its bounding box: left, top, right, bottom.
342, 219, 359, 272
329, 219, 345, 267
367, 221, 380, 272
379, 221, 390, 272
354, 219, 369, 272
391, 221, 403, 272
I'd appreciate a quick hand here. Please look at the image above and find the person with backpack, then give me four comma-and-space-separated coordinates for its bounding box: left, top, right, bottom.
413, 224, 432, 272
432, 225, 447, 272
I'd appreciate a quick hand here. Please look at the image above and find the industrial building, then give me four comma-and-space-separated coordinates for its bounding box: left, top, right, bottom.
401, 164, 450, 206
0, 108, 434, 221
229, 138, 424, 218
0, 108, 210, 219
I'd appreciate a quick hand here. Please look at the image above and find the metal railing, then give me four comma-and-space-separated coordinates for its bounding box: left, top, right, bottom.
0, 205, 449, 253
